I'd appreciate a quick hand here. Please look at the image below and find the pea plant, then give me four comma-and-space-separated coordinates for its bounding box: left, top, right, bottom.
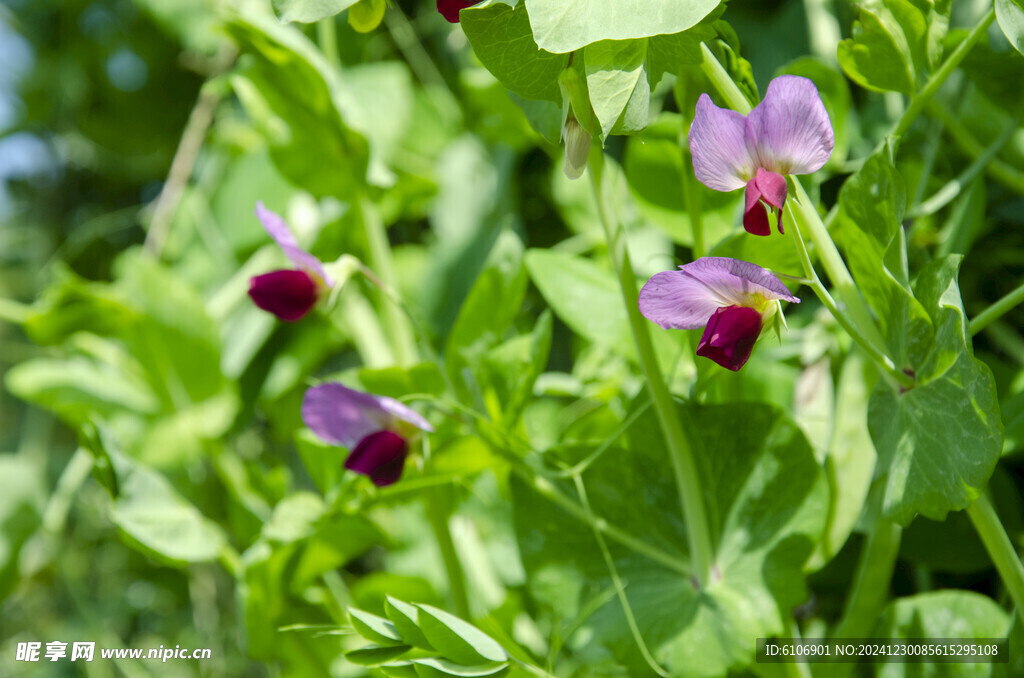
3, 0, 1024, 676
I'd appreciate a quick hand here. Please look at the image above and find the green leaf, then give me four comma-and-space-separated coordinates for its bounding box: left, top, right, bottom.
838, 3, 917, 94
524, 249, 633, 356
385, 596, 434, 650
6, 356, 160, 426
513, 402, 828, 677
584, 39, 649, 139
350, 608, 406, 646
226, 13, 369, 198
461, 2, 568, 104
996, 0, 1024, 56
445, 231, 528, 388
522, 0, 722, 54
105, 444, 227, 567
875, 591, 1009, 660
411, 658, 509, 678
868, 256, 1003, 525
272, 0, 359, 23
838, 0, 950, 94
345, 644, 412, 666
414, 603, 509, 665
262, 492, 325, 543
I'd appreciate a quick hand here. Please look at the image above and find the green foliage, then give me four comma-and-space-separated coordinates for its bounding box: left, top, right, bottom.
995, 0, 1024, 56
522, 0, 722, 54
514, 402, 827, 676
838, 0, 951, 94
272, 0, 361, 24
345, 598, 513, 676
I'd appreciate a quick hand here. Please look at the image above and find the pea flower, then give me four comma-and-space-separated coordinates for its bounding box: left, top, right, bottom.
302, 383, 434, 487
437, 0, 480, 23
639, 257, 799, 371
248, 202, 333, 322
689, 75, 833, 236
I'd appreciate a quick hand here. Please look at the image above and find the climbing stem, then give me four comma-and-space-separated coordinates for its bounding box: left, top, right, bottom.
589, 153, 715, 586
820, 516, 902, 678
426, 487, 471, 619
787, 193, 914, 390
699, 43, 751, 114
357, 197, 418, 365
970, 279, 1024, 336
966, 494, 1024, 617
891, 9, 996, 142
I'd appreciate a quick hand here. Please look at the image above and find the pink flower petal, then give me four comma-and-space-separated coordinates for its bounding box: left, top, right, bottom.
689, 94, 756, 192
345, 430, 408, 486
746, 75, 834, 176
754, 168, 787, 209
248, 269, 320, 322
302, 383, 432, 451
639, 257, 799, 330
696, 305, 763, 371
255, 202, 333, 286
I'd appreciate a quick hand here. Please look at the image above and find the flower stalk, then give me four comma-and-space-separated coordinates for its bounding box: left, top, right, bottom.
589, 152, 715, 586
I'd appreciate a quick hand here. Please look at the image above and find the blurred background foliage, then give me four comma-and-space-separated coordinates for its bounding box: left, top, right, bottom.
1, 0, 1024, 676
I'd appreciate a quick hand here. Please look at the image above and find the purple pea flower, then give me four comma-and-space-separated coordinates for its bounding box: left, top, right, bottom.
689, 76, 834, 236
437, 0, 480, 23
302, 383, 434, 487
248, 202, 333, 322
639, 257, 800, 371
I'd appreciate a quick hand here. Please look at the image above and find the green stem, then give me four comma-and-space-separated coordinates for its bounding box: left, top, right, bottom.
573, 475, 671, 677
928, 102, 1024, 195
317, 17, 339, 67
699, 43, 751, 114
789, 180, 890, 355
0, 297, 31, 324
589, 154, 715, 585
820, 517, 901, 678
835, 520, 901, 638
966, 494, 1024, 616
681, 157, 706, 258
426, 488, 471, 619
357, 197, 418, 365
891, 9, 996, 141
787, 191, 914, 389
907, 119, 1017, 218
970, 279, 1024, 336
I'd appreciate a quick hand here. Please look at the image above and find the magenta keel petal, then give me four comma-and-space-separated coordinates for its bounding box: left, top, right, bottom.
345, 430, 409, 486
696, 305, 764, 371
254, 202, 332, 286
743, 180, 772, 236
437, 0, 479, 22
249, 269, 319, 322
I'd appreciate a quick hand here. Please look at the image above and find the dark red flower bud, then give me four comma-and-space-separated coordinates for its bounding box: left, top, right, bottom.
696, 305, 763, 371
345, 430, 409, 487
437, 0, 479, 23
248, 269, 320, 322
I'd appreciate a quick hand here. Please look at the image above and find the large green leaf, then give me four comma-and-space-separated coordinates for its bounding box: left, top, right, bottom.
868, 257, 1003, 525
875, 591, 1009, 678
104, 443, 227, 567
272, 0, 359, 23
461, 2, 568, 104
514, 402, 827, 676
227, 13, 369, 198
996, 0, 1024, 56
584, 39, 649, 139
838, 0, 950, 94
522, 0, 722, 54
